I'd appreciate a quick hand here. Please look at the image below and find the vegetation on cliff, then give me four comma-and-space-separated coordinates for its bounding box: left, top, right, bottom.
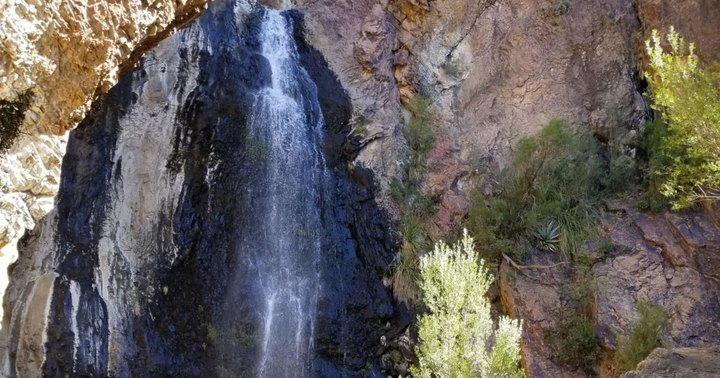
413, 230, 524, 378
644, 27, 720, 209
615, 300, 669, 373
391, 95, 440, 303
465, 119, 634, 263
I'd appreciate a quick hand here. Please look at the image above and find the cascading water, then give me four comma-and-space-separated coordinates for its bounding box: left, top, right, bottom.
241, 8, 326, 377
1, 1, 399, 376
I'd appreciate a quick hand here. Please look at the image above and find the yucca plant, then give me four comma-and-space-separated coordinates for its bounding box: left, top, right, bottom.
534, 220, 561, 252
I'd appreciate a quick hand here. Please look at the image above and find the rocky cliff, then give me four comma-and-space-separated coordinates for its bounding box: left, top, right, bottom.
0, 0, 211, 323
1, 0, 719, 377
292, 0, 720, 375
2, 2, 400, 375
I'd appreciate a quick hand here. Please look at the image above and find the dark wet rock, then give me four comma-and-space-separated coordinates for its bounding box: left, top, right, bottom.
1, 1, 400, 376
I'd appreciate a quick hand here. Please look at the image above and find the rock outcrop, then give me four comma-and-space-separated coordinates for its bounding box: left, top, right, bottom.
2, 2, 400, 375
621, 346, 720, 378
594, 202, 720, 375
0, 0, 211, 322
0, 0, 209, 135
499, 200, 720, 377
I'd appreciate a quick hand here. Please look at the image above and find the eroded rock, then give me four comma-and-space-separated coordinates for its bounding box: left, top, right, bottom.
621, 346, 720, 377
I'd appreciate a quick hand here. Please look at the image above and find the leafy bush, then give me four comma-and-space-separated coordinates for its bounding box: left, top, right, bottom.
605, 149, 641, 193
413, 230, 525, 378
615, 300, 668, 372
644, 27, 720, 208
466, 119, 604, 261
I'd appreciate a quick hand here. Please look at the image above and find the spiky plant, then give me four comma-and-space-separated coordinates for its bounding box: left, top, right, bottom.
534, 220, 561, 252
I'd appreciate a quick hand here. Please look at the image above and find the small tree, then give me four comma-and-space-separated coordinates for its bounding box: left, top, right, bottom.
412, 230, 525, 378
644, 27, 720, 208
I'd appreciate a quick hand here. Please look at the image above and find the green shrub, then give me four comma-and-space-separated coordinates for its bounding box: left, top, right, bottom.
404, 95, 435, 181
548, 267, 599, 371
441, 59, 463, 78
413, 230, 525, 378
466, 119, 605, 262
644, 27, 720, 208
552, 312, 599, 370
391, 95, 439, 302
606, 150, 641, 193
615, 300, 668, 372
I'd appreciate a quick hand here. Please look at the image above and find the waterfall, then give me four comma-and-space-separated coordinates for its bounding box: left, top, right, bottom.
242, 8, 326, 377
1, 2, 397, 376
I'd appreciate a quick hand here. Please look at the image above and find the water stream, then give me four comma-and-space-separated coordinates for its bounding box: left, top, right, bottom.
243, 8, 326, 376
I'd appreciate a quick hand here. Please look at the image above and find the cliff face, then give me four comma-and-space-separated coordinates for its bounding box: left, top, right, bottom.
0, 0, 210, 135
1, 0, 719, 377
0, 0, 211, 322
2, 2, 399, 375
289, 0, 720, 375
295, 0, 647, 237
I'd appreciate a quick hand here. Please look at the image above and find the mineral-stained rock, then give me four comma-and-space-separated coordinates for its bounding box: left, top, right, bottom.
620, 346, 720, 378
1, 2, 399, 376
0, 0, 211, 324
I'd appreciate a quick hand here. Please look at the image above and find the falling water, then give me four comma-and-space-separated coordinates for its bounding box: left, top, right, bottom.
242, 8, 326, 377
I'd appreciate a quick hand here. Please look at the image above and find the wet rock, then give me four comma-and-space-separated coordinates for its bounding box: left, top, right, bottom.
1, 2, 400, 376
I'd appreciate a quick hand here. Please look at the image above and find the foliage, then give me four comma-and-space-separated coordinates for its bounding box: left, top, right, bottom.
466, 119, 605, 262
405, 95, 435, 180
547, 267, 599, 371
615, 300, 668, 372
534, 220, 561, 252
605, 149, 641, 193
391, 95, 439, 302
412, 230, 525, 378
644, 27, 720, 208
442, 59, 463, 78
552, 312, 599, 370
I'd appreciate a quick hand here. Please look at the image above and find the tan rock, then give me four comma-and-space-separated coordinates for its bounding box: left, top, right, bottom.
621, 346, 720, 377
0, 0, 209, 135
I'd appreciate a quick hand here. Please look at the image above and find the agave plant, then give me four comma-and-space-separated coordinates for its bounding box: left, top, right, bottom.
534, 220, 561, 252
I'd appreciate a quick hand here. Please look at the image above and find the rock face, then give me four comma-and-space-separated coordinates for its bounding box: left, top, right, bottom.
293, 0, 719, 236
0, 0, 209, 135
637, 0, 720, 62
621, 346, 720, 378
0, 0, 211, 324
1, 1, 401, 376
499, 254, 577, 377
2, 0, 720, 377
594, 203, 720, 374
499, 201, 720, 377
